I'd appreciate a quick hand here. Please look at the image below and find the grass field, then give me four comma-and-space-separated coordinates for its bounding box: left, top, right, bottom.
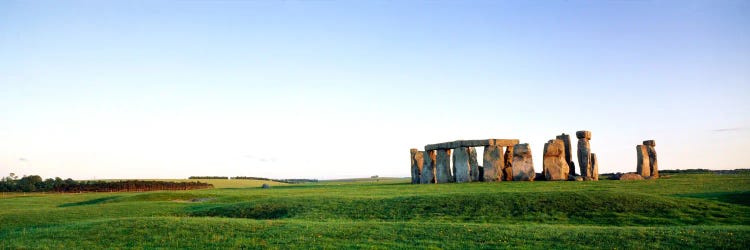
1, 174, 749, 249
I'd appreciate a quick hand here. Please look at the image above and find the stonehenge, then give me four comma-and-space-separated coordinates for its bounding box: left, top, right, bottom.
409, 132, 661, 184
636, 140, 659, 178
453, 147, 471, 183
469, 147, 480, 182
576, 130, 597, 181
503, 146, 514, 181
644, 140, 659, 178
410, 149, 424, 184
482, 145, 504, 182
420, 150, 436, 184
542, 139, 569, 181
636, 145, 651, 177
414, 139, 520, 184
511, 143, 535, 181
436, 149, 452, 183
590, 153, 599, 181
556, 133, 576, 176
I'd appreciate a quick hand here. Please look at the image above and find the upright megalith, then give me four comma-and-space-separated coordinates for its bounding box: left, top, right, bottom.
636, 145, 651, 177
418, 138, 519, 183
453, 147, 471, 183
503, 146, 514, 181
590, 153, 599, 181
482, 145, 504, 182
576, 130, 593, 179
435, 149, 453, 183
410, 149, 424, 184
420, 150, 436, 184
643, 140, 659, 178
468, 147, 480, 182
511, 143, 535, 181
556, 133, 575, 176
543, 139, 569, 181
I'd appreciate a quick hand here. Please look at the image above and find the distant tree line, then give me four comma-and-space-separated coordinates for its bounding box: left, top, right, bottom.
1, 174, 213, 192
600, 168, 750, 178
658, 169, 750, 174
188, 176, 229, 179
187, 176, 318, 184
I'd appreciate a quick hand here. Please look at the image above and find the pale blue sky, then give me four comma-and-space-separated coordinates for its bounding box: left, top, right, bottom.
1, 0, 748, 179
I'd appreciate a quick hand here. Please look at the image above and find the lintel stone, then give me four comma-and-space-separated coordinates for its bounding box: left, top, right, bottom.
425, 139, 520, 151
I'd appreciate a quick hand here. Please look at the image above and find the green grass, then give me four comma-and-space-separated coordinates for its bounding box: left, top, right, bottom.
1, 174, 749, 249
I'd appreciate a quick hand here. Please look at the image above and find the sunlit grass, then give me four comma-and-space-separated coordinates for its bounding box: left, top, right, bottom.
1, 174, 748, 248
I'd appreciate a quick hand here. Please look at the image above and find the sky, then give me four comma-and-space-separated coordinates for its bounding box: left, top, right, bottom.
1, 0, 748, 180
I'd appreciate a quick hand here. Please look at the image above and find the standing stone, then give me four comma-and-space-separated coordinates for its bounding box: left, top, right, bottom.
420, 150, 437, 184
435, 149, 453, 183
511, 143, 535, 181
643, 140, 659, 178
468, 147, 480, 182
503, 146, 514, 181
636, 145, 651, 177
543, 139, 569, 181
556, 133, 575, 176
576, 130, 592, 179
453, 147, 471, 183
410, 149, 424, 184
590, 153, 599, 181
482, 145, 504, 182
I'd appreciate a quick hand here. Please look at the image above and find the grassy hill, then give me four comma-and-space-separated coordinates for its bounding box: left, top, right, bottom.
1, 173, 748, 248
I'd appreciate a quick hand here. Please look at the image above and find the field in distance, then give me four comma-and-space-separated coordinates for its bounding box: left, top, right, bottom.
147, 179, 289, 189
1, 173, 748, 248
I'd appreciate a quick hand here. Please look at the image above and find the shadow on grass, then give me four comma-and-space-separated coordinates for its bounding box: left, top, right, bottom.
59, 196, 121, 207
674, 191, 750, 206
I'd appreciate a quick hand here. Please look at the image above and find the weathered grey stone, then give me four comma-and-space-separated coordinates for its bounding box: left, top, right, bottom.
543, 139, 569, 181
636, 145, 651, 177
619, 173, 645, 181
556, 133, 575, 176
435, 149, 453, 183
590, 153, 599, 181
261, 183, 270, 189
644, 141, 658, 178
478, 166, 484, 181
577, 137, 591, 178
511, 143, 535, 181
410, 149, 423, 184
482, 145, 504, 182
453, 147, 471, 183
576, 130, 592, 140
425, 139, 520, 151
420, 150, 436, 184
503, 146, 514, 181
468, 147, 480, 182
607, 173, 623, 180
